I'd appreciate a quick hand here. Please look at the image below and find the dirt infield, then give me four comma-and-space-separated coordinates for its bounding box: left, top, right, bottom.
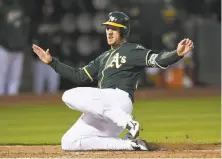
0, 144, 221, 158
0, 88, 221, 158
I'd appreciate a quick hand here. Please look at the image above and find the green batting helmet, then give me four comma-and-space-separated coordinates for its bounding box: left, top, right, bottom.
102, 11, 130, 38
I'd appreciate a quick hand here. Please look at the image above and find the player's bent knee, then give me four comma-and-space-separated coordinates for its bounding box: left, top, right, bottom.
61, 141, 80, 151
62, 88, 81, 104
61, 135, 81, 151
62, 90, 70, 104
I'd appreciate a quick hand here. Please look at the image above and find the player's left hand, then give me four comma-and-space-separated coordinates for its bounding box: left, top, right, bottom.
177, 38, 194, 57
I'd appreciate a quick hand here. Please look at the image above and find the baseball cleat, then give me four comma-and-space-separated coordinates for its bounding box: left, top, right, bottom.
125, 116, 140, 138
130, 139, 149, 151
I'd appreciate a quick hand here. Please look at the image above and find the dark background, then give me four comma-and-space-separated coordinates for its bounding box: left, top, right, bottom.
0, 0, 221, 94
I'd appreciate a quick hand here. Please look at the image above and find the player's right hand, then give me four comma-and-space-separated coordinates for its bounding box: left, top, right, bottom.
32, 44, 52, 64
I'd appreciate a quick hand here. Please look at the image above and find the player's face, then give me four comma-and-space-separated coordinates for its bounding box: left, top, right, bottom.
105, 25, 122, 46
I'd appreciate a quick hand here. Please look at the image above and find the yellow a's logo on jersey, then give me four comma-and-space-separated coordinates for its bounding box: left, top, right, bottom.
107, 53, 126, 69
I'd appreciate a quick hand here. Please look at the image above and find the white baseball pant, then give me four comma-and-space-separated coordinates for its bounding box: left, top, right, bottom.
0, 46, 24, 95
61, 87, 135, 150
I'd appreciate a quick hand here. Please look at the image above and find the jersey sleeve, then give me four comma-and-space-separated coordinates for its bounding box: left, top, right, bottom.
83, 57, 100, 82
49, 56, 100, 84
127, 45, 154, 67
127, 44, 183, 69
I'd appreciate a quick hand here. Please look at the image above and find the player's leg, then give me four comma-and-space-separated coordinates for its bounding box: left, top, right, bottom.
61, 113, 148, 150
62, 87, 139, 138
0, 46, 10, 95
7, 52, 24, 95
102, 88, 140, 138
33, 60, 46, 94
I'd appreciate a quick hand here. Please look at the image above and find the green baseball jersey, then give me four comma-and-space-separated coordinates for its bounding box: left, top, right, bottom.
49, 42, 157, 102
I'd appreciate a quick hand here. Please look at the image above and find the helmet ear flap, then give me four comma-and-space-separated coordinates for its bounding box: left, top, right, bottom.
125, 25, 130, 38
121, 25, 130, 38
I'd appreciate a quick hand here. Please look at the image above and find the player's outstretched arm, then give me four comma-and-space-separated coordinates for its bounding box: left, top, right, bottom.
148, 38, 194, 68
32, 44, 96, 84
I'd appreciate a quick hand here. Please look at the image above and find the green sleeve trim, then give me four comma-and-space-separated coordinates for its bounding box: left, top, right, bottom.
83, 67, 93, 82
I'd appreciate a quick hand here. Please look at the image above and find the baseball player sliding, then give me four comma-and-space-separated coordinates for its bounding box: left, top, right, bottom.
32, 11, 194, 151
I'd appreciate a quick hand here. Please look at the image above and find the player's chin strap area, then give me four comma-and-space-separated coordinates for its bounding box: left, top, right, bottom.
148, 50, 183, 69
